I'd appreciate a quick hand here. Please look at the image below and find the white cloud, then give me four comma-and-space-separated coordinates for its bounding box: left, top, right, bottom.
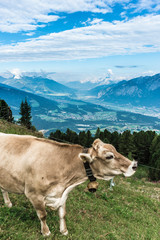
90, 18, 104, 25
1, 1, 160, 34
0, 14, 160, 62
141, 70, 156, 76
0, 0, 130, 33
80, 69, 114, 84
81, 75, 101, 83
25, 32, 35, 36
127, 0, 160, 13
10, 68, 22, 79
107, 69, 113, 76
81, 18, 103, 26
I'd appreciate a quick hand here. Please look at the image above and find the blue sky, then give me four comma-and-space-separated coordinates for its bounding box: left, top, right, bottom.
0, 0, 160, 83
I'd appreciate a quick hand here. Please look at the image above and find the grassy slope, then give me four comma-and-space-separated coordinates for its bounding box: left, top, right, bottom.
0, 121, 160, 240
0, 119, 43, 137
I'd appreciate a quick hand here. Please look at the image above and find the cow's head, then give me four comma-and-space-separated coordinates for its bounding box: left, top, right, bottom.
79, 139, 137, 180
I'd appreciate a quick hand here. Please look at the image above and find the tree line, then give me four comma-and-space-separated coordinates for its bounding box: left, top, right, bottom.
0, 98, 34, 130
49, 128, 160, 181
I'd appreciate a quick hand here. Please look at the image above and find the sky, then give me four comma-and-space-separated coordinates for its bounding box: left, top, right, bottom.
0, 0, 160, 83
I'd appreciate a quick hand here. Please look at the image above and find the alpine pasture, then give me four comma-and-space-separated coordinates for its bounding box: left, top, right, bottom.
0, 120, 159, 240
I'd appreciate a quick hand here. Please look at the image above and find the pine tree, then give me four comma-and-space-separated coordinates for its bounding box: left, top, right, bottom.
65, 128, 79, 144
86, 130, 93, 147
119, 130, 135, 158
19, 100, 25, 125
0, 99, 14, 122
49, 130, 63, 141
104, 129, 112, 143
149, 135, 160, 181
110, 131, 120, 151
19, 98, 32, 129
133, 131, 156, 164
79, 131, 87, 146
95, 127, 101, 139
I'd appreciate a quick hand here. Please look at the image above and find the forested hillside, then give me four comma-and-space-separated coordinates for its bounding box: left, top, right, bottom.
49, 128, 160, 181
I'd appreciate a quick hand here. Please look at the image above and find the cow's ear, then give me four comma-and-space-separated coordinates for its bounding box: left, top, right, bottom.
79, 153, 93, 163
92, 138, 103, 151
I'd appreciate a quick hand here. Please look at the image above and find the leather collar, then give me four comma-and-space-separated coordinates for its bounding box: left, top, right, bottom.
82, 148, 97, 193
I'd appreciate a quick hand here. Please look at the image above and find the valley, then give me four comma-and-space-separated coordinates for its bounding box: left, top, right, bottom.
0, 73, 160, 136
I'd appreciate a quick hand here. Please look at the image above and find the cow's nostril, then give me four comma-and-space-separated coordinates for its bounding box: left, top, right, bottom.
132, 166, 137, 171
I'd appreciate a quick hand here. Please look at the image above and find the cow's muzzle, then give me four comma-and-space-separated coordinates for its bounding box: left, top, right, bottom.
123, 160, 138, 177
132, 161, 138, 171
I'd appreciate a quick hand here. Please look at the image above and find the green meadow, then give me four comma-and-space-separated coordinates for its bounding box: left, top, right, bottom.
0, 169, 160, 240
0, 120, 160, 240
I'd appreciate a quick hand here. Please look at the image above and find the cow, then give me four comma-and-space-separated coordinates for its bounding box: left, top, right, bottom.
0, 133, 137, 236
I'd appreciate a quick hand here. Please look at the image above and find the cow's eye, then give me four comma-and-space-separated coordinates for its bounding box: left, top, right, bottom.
106, 155, 113, 160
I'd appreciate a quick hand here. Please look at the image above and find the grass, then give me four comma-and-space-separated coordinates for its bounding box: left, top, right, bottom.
0, 119, 43, 137
0, 121, 160, 239
0, 168, 160, 240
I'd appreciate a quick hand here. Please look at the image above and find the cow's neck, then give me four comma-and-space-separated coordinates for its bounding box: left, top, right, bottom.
82, 147, 95, 177
55, 147, 98, 193
82, 147, 98, 193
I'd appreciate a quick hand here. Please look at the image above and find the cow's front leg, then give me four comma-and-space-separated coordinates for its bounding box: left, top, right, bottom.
1, 189, 12, 208
59, 203, 68, 235
25, 192, 51, 237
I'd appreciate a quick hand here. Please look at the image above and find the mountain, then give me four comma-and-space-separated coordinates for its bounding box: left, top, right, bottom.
1, 82, 160, 135
0, 76, 76, 100
88, 74, 160, 107
0, 82, 58, 127
0, 76, 5, 81
88, 82, 118, 96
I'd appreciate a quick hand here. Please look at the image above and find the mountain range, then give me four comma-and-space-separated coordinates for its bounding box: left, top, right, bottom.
0, 81, 119, 134
0, 76, 76, 100
88, 73, 160, 107
0, 73, 160, 135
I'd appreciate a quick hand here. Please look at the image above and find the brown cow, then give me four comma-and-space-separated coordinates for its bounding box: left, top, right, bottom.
0, 133, 137, 236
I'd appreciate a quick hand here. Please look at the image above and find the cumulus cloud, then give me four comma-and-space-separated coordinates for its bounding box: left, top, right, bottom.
0, 14, 160, 62
89, 18, 104, 25
10, 68, 22, 79
81, 18, 104, 26
0, 1, 160, 33
0, 0, 130, 33
0, 1, 59, 33
127, 0, 160, 13
81, 75, 102, 83
81, 69, 114, 84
